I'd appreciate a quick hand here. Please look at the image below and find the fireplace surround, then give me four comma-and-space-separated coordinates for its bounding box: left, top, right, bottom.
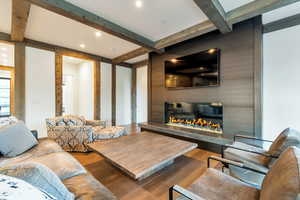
165, 102, 223, 134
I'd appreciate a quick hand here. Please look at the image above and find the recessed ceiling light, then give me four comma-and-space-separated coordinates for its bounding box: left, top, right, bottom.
208, 48, 216, 54
95, 31, 102, 37
135, 0, 143, 8
80, 44, 85, 48
171, 59, 177, 63
1, 47, 7, 51
1, 53, 7, 57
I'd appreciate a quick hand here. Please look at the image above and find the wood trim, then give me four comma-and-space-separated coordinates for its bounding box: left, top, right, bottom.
14, 43, 26, 121
94, 61, 101, 120
253, 16, 263, 138
55, 53, 63, 116
132, 60, 148, 68
11, 0, 31, 41
131, 67, 137, 124
147, 53, 152, 122
193, 0, 232, 33
0, 32, 132, 68
0, 66, 15, 116
111, 64, 116, 126
263, 13, 300, 33
112, 47, 150, 64
25, 0, 161, 52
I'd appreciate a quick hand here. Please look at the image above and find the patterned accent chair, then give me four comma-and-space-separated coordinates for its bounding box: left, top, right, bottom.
223, 128, 300, 188
46, 115, 110, 152
170, 146, 300, 200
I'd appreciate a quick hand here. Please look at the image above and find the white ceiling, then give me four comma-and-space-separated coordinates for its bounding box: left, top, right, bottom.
127, 54, 148, 64
219, 0, 254, 12
0, 42, 14, 67
1, 0, 300, 63
263, 2, 300, 24
65, 0, 208, 41
63, 56, 87, 65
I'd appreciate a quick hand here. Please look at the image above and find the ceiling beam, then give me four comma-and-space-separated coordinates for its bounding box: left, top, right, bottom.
11, 0, 31, 41
263, 13, 300, 33
25, 0, 163, 53
132, 59, 148, 68
227, 0, 300, 24
112, 0, 300, 63
112, 47, 150, 64
193, 0, 232, 33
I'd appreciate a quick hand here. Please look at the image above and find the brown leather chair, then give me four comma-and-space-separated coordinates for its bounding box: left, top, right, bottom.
170, 146, 300, 200
223, 128, 300, 187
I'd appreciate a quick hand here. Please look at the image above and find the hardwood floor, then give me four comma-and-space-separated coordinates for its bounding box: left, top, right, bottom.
71, 124, 220, 200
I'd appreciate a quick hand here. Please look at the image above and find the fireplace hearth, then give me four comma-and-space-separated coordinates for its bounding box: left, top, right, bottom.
165, 102, 223, 134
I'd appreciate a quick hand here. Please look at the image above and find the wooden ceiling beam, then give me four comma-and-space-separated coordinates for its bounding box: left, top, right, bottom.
132, 59, 148, 68
227, 0, 300, 24
25, 0, 163, 53
112, 47, 150, 64
193, 0, 232, 33
263, 13, 300, 33
11, 0, 31, 41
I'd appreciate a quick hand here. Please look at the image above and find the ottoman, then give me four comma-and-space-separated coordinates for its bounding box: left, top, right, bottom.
92, 126, 127, 140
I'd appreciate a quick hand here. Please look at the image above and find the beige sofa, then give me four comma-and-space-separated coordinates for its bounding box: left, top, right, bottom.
0, 138, 117, 200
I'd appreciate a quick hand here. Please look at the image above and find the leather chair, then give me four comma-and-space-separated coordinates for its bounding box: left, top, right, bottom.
223, 128, 300, 188
170, 146, 300, 200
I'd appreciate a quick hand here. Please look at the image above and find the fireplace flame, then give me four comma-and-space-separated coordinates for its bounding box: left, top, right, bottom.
169, 116, 221, 130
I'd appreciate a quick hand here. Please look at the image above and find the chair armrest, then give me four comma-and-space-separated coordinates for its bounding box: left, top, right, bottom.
208, 156, 267, 175
234, 135, 273, 143
30, 130, 38, 139
169, 185, 206, 200
224, 144, 278, 159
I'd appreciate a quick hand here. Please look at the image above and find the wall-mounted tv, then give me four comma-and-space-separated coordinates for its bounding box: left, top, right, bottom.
165, 48, 220, 89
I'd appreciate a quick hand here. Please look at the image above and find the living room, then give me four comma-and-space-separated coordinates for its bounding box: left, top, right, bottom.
0, 0, 300, 200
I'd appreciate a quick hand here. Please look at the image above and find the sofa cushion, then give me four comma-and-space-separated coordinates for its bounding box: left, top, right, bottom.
0, 138, 63, 167
182, 168, 259, 200
0, 121, 38, 157
260, 147, 300, 200
26, 152, 86, 180
63, 173, 117, 200
0, 162, 74, 200
0, 174, 55, 200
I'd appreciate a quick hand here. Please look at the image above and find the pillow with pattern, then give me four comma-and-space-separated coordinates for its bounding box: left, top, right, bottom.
0, 174, 55, 200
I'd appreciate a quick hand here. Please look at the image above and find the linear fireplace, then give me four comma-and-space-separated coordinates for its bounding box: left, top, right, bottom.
165, 102, 223, 134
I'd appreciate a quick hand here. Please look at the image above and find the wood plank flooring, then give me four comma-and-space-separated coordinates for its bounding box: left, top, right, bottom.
71, 124, 220, 200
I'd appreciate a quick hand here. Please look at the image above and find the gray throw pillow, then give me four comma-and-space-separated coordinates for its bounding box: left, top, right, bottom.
0, 121, 38, 157
0, 162, 74, 200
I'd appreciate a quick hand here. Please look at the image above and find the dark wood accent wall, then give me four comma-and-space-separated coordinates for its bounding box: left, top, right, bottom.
14, 42, 26, 121
131, 67, 137, 124
148, 17, 263, 138
94, 61, 101, 120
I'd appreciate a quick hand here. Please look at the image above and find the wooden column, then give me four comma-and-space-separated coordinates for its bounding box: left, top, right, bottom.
147, 53, 152, 123
131, 67, 137, 124
253, 16, 263, 138
14, 42, 26, 121
55, 53, 63, 116
94, 61, 101, 120
111, 64, 116, 126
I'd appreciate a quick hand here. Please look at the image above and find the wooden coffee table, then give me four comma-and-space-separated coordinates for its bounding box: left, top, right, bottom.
88, 131, 197, 181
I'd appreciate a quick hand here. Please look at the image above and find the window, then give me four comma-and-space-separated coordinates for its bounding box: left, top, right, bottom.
0, 78, 11, 117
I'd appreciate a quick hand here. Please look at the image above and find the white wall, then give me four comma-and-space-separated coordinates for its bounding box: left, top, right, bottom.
100, 62, 112, 125
136, 66, 148, 123
25, 47, 55, 138
78, 62, 94, 120
263, 25, 300, 140
116, 66, 132, 125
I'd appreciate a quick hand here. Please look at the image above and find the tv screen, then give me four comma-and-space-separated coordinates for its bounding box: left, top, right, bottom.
165, 48, 220, 89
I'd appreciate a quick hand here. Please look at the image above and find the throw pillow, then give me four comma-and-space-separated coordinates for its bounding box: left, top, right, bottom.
0, 174, 55, 200
0, 121, 38, 157
0, 162, 74, 200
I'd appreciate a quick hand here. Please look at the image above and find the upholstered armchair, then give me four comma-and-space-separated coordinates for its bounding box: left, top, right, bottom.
46, 115, 107, 152
223, 128, 300, 188
170, 146, 300, 200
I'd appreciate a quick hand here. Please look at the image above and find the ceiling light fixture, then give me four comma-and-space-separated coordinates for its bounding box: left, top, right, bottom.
208, 48, 216, 54
171, 59, 178, 63
135, 0, 143, 8
80, 44, 85, 48
95, 31, 102, 37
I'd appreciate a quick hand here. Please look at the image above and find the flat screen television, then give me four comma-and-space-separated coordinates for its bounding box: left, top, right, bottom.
165, 48, 220, 89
